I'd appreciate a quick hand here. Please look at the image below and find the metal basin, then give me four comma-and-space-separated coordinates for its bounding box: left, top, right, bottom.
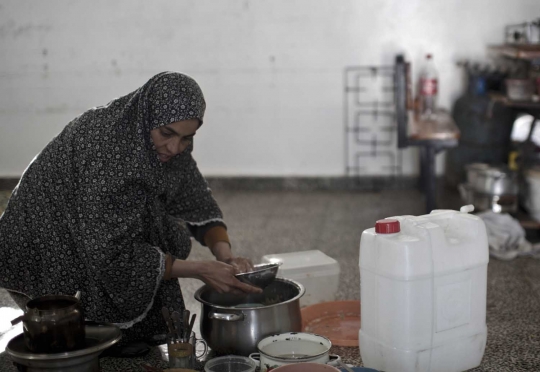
6, 322, 121, 372
194, 278, 305, 356
235, 263, 280, 288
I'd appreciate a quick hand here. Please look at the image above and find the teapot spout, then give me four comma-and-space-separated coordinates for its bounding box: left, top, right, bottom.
10, 315, 24, 326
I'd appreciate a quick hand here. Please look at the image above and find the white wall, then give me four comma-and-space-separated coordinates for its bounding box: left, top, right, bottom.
1, 0, 538, 177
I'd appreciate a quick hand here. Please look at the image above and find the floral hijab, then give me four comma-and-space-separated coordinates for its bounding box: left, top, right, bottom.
0, 72, 222, 334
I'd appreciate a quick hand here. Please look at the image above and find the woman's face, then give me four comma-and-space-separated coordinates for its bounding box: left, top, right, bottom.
150, 119, 199, 162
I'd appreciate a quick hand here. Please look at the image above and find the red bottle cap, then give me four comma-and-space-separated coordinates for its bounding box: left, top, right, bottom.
375, 219, 400, 234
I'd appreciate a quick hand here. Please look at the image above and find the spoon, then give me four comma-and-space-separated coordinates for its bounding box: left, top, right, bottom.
186, 313, 196, 341
182, 309, 190, 340
161, 307, 175, 336
171, 311, 184, 341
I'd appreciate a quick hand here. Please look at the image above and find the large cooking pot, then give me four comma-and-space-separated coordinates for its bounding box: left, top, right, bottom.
12, 292, 86, 353
466, 163, 518, 196
194, 278, 305, 356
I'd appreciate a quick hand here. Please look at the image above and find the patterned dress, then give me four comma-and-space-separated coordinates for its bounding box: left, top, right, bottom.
0, 72, 223, 345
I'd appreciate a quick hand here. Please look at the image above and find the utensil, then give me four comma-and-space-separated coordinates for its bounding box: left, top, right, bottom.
248, 332, 341, 372
235, 263, 281, 288
182, 310, 190, 341
204, 355, 257, 372
337, 360, 355, 372
11, 291, 86, 353
272, 364, 341, 372
505, 78, 535, 101
465, 163, 518, 196
167, 331, 207, 370
301, 300, 361, 347
171, 311, 184, 342
6, 321, 122, 372
186, 313, 196, 340
11, 290, 81, 326
195, 278, 305, 356
162, 307, 176, 336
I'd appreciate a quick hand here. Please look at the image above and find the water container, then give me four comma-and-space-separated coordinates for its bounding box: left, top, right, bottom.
359, 209, 489, 372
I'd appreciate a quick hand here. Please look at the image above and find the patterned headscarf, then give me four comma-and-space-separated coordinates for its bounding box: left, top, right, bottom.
0, 72, 223, 336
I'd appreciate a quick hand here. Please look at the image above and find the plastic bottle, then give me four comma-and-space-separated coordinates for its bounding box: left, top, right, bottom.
418, 54, 439, 117
359, 209, 489, 372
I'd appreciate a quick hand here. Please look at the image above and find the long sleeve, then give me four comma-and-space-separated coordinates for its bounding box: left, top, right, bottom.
166, 153, 225, 227
187, 221, 229, 246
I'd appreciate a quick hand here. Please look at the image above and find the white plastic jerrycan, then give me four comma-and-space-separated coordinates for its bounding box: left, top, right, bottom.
359, 208, 488, 372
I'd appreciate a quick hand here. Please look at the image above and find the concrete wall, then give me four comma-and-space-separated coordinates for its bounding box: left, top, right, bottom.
1, 0, 538, 177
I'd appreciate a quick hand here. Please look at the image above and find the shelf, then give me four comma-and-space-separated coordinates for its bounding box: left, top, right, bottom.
488, 44, 540, 60
516, 210, 540, 230
407, 111, 460, 141
489, 93, 540, 110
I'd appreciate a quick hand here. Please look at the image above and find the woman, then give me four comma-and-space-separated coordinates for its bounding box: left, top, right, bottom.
0, 71, 261, 352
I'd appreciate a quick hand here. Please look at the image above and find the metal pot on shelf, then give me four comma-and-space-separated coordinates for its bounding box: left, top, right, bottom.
466, 163, 518, 196
461, 163, 519, 213
194, 278, 305, 356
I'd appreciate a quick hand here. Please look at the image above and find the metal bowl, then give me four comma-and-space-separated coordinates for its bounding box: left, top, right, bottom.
235, 263, 280, 288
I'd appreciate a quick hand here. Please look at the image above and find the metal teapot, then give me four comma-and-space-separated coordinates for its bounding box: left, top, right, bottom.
11, 291, 86, 353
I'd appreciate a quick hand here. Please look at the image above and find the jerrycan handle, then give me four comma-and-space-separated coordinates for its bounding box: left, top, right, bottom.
460, 205, 475, 213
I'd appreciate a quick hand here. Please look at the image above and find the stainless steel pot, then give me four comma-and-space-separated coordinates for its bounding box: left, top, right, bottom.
466, 163, 518, 196
194, 278, 305, 356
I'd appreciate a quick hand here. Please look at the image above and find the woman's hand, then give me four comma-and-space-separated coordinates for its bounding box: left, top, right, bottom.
195, 260, 262, 295
210, 241, 255, 273
172, 259, 262, 295
221, 257, 254, 274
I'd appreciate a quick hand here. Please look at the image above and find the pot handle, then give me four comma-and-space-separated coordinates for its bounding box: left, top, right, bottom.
248, 353, 260, 363
208, 312, 244, 322
327, 354, 342, 366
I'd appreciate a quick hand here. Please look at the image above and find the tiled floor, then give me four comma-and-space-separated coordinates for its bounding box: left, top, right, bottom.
1, 188, 539, 371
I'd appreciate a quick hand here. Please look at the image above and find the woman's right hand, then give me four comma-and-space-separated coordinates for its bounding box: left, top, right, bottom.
175, 260, 262, 295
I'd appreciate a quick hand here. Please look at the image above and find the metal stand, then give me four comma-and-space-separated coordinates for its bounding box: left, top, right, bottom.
344, 65, 402, 178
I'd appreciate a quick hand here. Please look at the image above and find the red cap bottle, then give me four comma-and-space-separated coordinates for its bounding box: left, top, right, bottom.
375, 219, 400, 234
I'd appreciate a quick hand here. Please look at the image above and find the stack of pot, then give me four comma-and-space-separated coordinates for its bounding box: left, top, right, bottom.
459, 163, 518, 213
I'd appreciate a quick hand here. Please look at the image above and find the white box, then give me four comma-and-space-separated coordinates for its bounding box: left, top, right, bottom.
262, 250, 340, 307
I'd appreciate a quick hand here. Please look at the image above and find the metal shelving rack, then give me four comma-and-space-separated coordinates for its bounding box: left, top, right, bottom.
343, 65, 402, 178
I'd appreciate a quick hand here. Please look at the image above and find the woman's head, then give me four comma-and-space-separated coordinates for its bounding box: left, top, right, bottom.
144, 72, 206, 162
150, 118, 199, 162
146, 72, 206, 129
